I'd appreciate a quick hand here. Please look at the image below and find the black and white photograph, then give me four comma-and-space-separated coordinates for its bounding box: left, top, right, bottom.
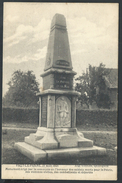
2, 3, 118, 180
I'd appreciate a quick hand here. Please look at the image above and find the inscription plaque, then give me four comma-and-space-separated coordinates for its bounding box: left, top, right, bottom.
56, 60, 69, 66
54, 73, 73, 89
55, 96, 71, 127
41, 96, 47, 127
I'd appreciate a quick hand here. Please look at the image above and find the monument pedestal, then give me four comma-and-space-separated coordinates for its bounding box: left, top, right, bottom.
23, 89, 94, 151
14, 13, 106, 162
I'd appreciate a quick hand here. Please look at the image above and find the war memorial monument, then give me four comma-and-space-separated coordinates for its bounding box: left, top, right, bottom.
15, 14, 106, 162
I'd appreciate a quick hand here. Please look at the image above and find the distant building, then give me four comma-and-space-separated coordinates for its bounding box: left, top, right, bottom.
76, 68, 118, 110
103, 68, 118, 109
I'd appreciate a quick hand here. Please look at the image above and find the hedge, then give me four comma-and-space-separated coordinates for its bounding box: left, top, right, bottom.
2, 107, 39, 124
2, 107, 117, 127
76, 109, 117, 127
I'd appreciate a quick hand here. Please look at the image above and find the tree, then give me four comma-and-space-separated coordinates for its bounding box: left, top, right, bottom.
3, 70, 40, 107
75, 63, 111, 109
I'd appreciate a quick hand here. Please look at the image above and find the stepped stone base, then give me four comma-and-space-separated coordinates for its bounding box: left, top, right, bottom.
14, 127, 106, 162
14, 142, 106, 162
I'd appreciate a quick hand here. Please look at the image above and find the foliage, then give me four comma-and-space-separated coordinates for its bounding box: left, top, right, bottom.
3, 107, 39, 123
76, 109, 117, 127
3, 70, 40, 107
2, 107, 117, 129
75, 63, 111, 109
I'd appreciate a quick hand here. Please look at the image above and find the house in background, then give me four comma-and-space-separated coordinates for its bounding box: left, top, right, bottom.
76, 68, 118, 110
103, 68, 118, 109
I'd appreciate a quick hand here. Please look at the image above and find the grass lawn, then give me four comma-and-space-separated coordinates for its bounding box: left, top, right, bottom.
3, 121, 117, 132
2, 129, 117, 165
3, 122, 38, 129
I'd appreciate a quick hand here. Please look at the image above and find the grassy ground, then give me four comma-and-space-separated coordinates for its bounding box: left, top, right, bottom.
2, 129, 117, 165
3, 121, 117, 131
77, 124, 117, 131
3, 122, 38, 129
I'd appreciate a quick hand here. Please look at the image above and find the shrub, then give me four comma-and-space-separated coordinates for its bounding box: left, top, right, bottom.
2, 107, 39, 124
76, 109, 117, 127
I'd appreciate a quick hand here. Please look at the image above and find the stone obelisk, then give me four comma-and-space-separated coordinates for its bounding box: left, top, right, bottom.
15, 14, 106, 162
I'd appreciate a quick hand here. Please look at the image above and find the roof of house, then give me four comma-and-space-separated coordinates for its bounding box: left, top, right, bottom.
104, 68, 118, 89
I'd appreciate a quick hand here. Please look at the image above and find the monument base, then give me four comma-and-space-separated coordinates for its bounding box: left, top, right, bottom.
24, 127, 93, 150
14, 142, 106, 162
14, 127, 106, 162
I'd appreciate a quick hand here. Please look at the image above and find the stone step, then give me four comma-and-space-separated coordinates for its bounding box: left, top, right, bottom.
14, 142, 47, 162
14, 142, 106, 162
78, 138, 93, 147
46, 146, 106, 159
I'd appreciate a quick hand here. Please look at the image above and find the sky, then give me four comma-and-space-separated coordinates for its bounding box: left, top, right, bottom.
3, 3, 118, 95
